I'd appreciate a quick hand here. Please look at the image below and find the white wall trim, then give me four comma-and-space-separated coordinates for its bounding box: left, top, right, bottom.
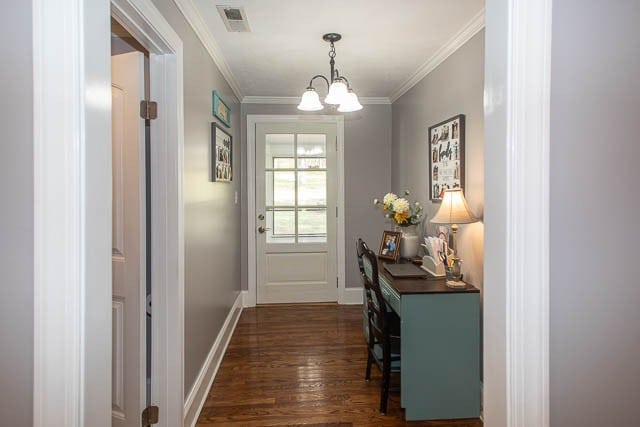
483, 0, 551, 426
241, 96, 391, 105
504, 1, 551, 425
341, 287, 364, 305
240, 290, 250, 308
172, 0, 243, 100
246, 115, 346, 308
389, 7, 485, 103
33, 0, 85, 424
183, 293, 243, 427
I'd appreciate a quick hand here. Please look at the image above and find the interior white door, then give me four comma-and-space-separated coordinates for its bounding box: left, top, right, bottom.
256, 122, 338, 304
111, 51, 146, 427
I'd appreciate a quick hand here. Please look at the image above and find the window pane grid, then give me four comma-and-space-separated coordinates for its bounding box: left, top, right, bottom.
265, 132, 328, 244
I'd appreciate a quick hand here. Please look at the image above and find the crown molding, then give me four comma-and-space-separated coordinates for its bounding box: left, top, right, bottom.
173, 0, 243, 100
389, 7, 485, 103
241, 96, 391, 105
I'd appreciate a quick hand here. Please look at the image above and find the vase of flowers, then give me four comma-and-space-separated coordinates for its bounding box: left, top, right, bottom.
373, 190, 423, 259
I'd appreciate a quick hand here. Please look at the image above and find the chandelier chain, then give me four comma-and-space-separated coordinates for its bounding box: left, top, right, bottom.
328, 42, 336, 59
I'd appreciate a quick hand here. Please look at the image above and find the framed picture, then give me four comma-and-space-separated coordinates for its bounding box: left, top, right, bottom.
211, 123, 232, 182
212, 90, 231, 127
428, 114, 465, 201
378, 230, 402, 261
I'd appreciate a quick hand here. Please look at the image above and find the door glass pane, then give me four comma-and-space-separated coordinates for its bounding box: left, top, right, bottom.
297, 157, 326, 169
298, 171, 326, 206
273, 157, 295, 168
297, 134, 326, 169
265, 134, 294, 168
266, 209, 295, 244
298, 208, 327, 243
266, 171, 295, 206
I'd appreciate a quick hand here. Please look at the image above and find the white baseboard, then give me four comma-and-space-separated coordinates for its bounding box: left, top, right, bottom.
340, 287, 363, 305
240, 289, 251, 307
183, 292, 243, 427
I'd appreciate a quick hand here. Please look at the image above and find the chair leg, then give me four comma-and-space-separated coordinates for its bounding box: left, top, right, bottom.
379, 355, 391, 414
365, 350, 373, 381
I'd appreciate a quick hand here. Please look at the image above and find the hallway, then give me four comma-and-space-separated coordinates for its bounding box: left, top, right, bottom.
196, 304, 482, 426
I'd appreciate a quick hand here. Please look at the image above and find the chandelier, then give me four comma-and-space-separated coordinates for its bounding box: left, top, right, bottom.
297, 33, 363, 113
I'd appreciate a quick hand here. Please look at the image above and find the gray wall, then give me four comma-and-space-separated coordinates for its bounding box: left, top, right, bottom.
550, 1, 640, 425
151, 0, 242, 396
391, 31, 485, 289
240, 104, 392, 290
0, 2, 33, 426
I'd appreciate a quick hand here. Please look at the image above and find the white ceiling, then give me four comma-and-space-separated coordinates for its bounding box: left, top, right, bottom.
192, 0, 485, 99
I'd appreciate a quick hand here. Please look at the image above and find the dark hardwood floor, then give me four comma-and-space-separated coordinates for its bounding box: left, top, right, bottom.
196, 304, 482, 427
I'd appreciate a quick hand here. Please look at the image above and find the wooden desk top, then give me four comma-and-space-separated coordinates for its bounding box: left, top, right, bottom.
377, 259, 480, 295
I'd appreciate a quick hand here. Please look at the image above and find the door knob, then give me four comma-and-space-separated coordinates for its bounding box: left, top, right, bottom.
257, 226, 271, 234
257, 214, 265, 220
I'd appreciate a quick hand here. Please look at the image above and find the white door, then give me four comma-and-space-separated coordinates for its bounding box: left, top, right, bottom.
256, 122, 338, 304
111, 51, 146, 427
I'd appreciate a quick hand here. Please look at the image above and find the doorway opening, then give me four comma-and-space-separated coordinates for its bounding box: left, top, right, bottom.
110, 18, 152, 426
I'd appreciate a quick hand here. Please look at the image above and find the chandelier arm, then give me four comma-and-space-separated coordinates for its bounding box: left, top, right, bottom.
308, 74, 331, 91
339, 75, 351, 89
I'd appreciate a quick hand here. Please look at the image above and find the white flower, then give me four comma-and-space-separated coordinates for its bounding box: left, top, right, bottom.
383, 193, 398, 205
393, 198, 410, 213
373, 198, 379, 205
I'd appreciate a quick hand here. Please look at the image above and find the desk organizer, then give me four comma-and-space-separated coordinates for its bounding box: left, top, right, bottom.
419, 247, 454, 277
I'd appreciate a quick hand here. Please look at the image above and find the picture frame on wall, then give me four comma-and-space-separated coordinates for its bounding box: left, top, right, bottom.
212, 90, 231, 127
428, 114, 465, 202
211, 123, 232, 182
378, 230, 402, 261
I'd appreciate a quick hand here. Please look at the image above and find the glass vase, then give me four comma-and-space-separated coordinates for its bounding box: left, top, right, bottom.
399, 225, 419, 259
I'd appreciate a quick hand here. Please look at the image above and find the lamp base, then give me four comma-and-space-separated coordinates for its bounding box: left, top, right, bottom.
446, 280, 466, 289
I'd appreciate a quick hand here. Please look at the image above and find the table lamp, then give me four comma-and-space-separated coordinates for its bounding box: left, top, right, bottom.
430, 188, 478, 257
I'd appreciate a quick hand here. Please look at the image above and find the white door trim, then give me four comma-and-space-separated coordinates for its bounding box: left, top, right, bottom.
111, 1, 185, 426
246, 114, 345, 307
33, 0, 185, 425
33, 0, 88, 424
484, 1, 551, 426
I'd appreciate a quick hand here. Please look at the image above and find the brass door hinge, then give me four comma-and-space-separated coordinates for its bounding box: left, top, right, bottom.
141, 405, 159, 426
140, 100, 158, 120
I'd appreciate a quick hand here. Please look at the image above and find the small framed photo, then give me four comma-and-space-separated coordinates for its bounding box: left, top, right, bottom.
211, 123, 232, 182
378, 230, 402, 261
212, 90, 231, 128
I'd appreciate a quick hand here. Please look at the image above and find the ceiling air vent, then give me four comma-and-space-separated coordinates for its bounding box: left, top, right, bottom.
216, 5, 250, 32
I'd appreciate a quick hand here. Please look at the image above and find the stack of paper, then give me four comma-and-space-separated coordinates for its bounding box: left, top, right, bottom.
422, 236, 448, 265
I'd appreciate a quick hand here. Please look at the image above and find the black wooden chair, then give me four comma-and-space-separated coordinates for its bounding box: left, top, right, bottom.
357, 239, 401, 414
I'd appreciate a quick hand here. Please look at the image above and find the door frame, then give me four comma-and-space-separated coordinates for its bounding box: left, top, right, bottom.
483, 1, 551, 426
246, 114, 346, 307
33, 0, 185, 425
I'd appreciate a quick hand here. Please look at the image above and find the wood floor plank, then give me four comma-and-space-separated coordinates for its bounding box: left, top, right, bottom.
196, 304, 482, 427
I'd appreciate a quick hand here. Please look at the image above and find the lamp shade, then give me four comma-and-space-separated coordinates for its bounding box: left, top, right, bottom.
337, 90, 363, 112
324, 79, 348, 104
430, 189, 478, 224
297, 88, 324, 111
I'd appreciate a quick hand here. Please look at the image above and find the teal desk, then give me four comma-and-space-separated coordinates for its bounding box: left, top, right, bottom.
366, 260, 481, 421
